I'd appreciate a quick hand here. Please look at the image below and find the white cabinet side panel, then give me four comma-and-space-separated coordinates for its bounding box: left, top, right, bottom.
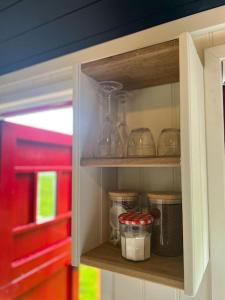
72, 69, 101, 264
180, 32, 209, 296
180, 266, 211, 300
204, 47, 225, 300
75, 72, 118, 260
72, 65, 81, 266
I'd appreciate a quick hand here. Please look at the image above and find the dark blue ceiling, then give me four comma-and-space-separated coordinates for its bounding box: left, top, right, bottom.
0, 0, 225, 76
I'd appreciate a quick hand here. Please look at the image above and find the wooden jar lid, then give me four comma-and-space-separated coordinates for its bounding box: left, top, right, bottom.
108, 191, 139, 200
147, 192, 181, 204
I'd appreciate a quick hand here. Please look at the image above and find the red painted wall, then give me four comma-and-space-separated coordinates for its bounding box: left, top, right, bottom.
0, 121, 77, 300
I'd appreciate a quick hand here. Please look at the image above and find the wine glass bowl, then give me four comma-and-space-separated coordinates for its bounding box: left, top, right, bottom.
95, 81, 124, 158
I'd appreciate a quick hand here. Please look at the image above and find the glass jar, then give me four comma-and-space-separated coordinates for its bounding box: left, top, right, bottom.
148, 192, 183, 256
127, 128, 156, 157
157, 128, 180, 157
119, 212, 154, 261
108, 191, 139, 246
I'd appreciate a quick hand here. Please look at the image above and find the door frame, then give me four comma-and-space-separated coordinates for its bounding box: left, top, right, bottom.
204, 44, 225, 300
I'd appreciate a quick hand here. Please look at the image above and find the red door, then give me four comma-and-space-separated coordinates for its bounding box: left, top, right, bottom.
0, 121, 78, 300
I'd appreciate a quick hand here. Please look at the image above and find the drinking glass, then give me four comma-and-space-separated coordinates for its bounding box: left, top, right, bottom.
157, 128, 180, 156
127, 128, 156, 157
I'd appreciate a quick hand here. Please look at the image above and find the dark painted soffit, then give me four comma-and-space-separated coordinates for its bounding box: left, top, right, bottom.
0, 0, 225, 76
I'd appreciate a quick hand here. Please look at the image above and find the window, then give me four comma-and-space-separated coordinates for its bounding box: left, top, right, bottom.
79, 265, 100, 300
36, 172, 57, 223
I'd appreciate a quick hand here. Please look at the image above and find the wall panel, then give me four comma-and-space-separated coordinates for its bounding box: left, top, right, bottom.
1, 0, 225, 75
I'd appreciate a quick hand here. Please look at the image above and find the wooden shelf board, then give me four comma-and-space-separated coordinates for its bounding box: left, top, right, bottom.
81, 242, 184, 289
81, 39, 179, 90
80, 157, 180, 167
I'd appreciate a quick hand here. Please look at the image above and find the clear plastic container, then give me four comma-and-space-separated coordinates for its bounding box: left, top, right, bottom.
127, 128, 156, 157
119, 212, 153, 261
157, 128, 180, 157
108, 191, 138, 246
148, 192, 183, 257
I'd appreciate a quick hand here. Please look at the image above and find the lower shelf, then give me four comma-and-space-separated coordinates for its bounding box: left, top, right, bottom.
81, 242, 184, 289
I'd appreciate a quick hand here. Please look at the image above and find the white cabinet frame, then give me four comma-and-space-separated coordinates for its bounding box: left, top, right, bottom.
72, 32, 209, 297
180, 32, 209, 296
204, 45, 225, 300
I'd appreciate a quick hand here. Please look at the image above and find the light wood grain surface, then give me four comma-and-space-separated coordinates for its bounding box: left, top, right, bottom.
81, 40, 179, 90
80, 157, 180, 167
81, 242, 184, 289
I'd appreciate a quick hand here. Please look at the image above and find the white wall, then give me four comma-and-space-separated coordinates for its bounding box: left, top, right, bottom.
101, 268, 211, 300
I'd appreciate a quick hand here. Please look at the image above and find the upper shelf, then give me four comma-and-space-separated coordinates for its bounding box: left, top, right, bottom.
81, 39, 179, 90
80, 157, 180, 168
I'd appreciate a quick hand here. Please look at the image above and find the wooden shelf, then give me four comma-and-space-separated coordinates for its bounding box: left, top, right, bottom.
81, 242, 184, 289
80, 157, 180, 167
81, 39, 179, 90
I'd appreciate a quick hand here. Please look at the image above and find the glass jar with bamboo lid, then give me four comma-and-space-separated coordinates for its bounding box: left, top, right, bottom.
108, 191, 139, 246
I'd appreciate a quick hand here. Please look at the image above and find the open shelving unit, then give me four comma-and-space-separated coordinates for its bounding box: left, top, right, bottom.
78, 38, 184, 289
74, 33, 210, 297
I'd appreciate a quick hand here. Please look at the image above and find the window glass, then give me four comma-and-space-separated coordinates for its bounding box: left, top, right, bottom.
37, 172, 57, 223
79, 264, 100, 300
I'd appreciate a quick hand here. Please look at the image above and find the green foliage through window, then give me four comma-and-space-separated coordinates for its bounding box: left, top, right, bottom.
37, 171, 57, 223
79, 264, 100, 300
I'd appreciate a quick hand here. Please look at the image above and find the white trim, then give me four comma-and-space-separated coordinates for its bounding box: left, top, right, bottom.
0, 87, 73, 115
0, 66, 73, 96
0, 67, 73, 115
204, 43, 225, 300
180, 32, 209, 296
71, 64, 81, 266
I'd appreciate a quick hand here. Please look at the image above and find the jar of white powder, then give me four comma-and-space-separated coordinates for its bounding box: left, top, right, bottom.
119, 212, 154, 261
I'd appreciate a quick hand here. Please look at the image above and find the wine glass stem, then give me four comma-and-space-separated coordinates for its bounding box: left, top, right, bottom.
122, 103, 126, 124
107, 93, 111, 117
120, 101, 126, 124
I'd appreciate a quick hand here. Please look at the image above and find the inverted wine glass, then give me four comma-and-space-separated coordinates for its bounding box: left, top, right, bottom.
95, 81, 123, 158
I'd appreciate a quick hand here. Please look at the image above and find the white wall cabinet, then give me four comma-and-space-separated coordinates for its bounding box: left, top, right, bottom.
72, 32, 209, 297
